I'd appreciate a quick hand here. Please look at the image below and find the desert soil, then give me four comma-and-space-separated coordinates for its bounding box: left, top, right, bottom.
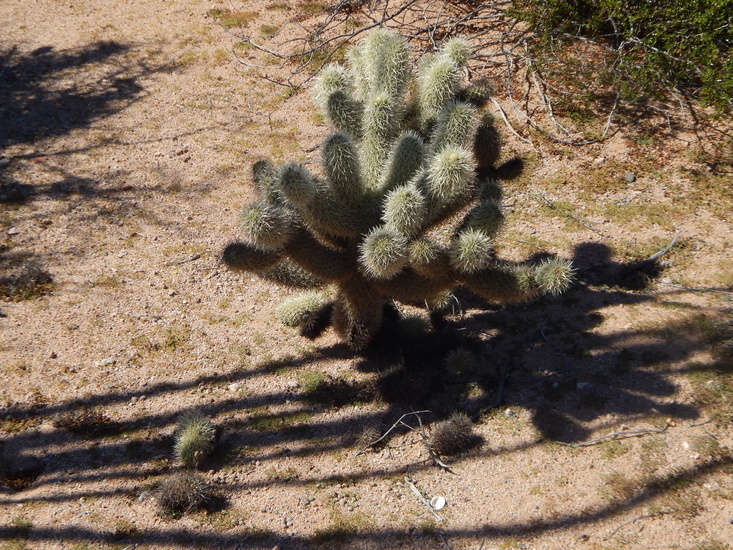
1, 1, 732, 549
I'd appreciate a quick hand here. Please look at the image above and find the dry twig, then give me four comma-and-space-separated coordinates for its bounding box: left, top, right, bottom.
556, 423, 670, 448
535, 191, 601, 234
603, 509, 672, 541
404, 476, 444, 521
355, 410, 431, 455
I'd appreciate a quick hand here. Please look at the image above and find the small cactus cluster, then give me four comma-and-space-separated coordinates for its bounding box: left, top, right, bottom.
174, 410, 216, 469
156, 411, 217, 515
223, 30, 573, 350
156, 471, 213, 515
430, 412, 480, 455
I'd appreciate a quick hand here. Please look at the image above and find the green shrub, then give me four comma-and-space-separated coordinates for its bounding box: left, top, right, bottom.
511, 0, 733, 110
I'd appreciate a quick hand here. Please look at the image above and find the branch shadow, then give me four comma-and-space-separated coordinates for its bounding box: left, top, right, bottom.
0, 41, 145, 152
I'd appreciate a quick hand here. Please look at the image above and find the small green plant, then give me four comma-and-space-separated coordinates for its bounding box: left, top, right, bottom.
156, 471, 214, 516
0, 261, 53, 300
223, 30, 574, 351
174, 410, 216, 468
207, 9, 258, 29
430, 412, 481, 455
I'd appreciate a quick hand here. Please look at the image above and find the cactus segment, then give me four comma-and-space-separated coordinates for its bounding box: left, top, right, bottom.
363, 30, 409, 101
441, 37, 472, 67
425, 145, 475, 204
417, 57, 461, 132
431, 100, 478, 152
326, 91, 363, 136
532, 257, 575, 295
312, 64, 351, 112
361, 94, 399, 185
380, 130, 425, 193
239, 202, 294, 250
174, 411, 216, 469
323, 132, 363, 204
461, 262, 537, 303
458, 77, 494, 107
450, 228, 493, 274
222, 241, 280, 273
252, 159, 280, 203
274, 291, 331, 327
331, 281, 384, 350
284, 228, 351, 282
382, 184, 427, 237
359, 226, 408, 279
464, 200, 504, 237
278, 162, 317, 206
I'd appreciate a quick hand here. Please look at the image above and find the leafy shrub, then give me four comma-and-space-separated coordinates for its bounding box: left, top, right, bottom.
511, 0, 733, 110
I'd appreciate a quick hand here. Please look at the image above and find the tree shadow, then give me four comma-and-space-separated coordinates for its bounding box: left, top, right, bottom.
0, 41, 145, 151
0, 241, 730, 547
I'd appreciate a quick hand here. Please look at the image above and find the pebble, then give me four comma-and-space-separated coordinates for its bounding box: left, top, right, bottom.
504, 408, 516, 418
625, 171, 636, 182
7, 227, 19, 235
98, 358, 116, 367
576, 382, 593, 391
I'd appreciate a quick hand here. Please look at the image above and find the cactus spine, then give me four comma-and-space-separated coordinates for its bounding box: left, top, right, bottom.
223, 30, 574, 350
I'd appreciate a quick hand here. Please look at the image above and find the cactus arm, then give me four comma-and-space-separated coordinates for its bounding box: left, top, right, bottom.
222, 241, 281, 273
283, 227, 352, 282
377, 267, 455, 303
331, 276, 385, 350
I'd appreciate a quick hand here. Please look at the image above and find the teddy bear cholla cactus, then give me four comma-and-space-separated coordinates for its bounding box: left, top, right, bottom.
223, 30, 573, 350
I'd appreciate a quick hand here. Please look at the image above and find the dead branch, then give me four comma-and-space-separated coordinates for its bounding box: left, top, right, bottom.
404, 476, 445, 521
355, 410, 431, 455
603, 509, 672, 541
556, 423, 670, 448
623, 232, 680, 274
415, 411, 456, 473
534, 191, 601, 234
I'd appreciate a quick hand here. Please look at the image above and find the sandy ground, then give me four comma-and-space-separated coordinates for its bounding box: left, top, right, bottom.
1, 1, 732, 549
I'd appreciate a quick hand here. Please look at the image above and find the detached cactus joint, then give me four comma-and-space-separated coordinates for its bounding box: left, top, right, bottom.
223, 30, 574, 350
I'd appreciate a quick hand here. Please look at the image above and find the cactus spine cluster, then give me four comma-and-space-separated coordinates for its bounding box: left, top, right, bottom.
223, 30, 573, 350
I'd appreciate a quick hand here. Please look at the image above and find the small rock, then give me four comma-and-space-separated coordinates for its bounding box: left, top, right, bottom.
98, 358, 116, 367
228, 383, 239, 391
504, 408, 517, 418
7, 227, 19, 235
50, 352, 58, 359
625, 171, 636, 182
576, 382, 593, 391
0, 157, 10, 168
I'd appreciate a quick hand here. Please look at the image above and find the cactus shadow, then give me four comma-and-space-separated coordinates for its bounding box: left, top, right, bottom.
346, 240, 704, 443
